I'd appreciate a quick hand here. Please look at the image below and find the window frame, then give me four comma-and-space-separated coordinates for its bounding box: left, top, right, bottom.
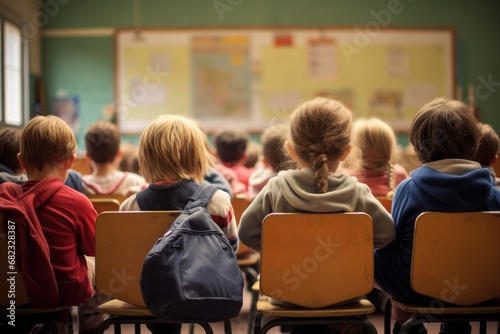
0, 6, 28, 128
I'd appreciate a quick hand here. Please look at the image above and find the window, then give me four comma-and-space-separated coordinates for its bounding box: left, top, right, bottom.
0, 10, 27, 127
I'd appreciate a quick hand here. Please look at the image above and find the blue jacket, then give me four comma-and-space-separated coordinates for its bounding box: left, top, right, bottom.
374, 165, 500, 303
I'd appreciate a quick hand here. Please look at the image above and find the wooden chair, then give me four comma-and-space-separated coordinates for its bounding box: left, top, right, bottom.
253, 212, 377, 334
90, 198, 120, 214
0, 213, 71, 332
95, 211, 232, 334
375, 196, 392, 213
88, 193, 129, 205
231, 195, 260, 334
71, 157, 92, 175
384, 211, 500, 334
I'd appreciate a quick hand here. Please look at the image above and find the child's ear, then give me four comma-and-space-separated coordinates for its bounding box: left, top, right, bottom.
285, 142, 299, 162
491, 154, 498, 167
17, 153, 27, 170
114, 150, 123, 163
340, 145, 352, 161
64, 154, 76, 170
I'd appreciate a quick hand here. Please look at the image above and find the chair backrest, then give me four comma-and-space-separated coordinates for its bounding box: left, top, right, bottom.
88, 194, 129, 205
90, 198, 120, 214
231, 195, 257, 257
95, 211, 180, 307
0, 212, 30, 306
71, 157, 92, 175
411, 211, 500, 306
374, 196, 392, 213
260, 212, 374, 308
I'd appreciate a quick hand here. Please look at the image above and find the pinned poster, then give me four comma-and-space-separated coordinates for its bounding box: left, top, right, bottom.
274, 32, 293, 47
308, 38, 337, 80
53, 91, 80, 134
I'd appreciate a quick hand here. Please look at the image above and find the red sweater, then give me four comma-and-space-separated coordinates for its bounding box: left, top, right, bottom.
0, 177, 97, 306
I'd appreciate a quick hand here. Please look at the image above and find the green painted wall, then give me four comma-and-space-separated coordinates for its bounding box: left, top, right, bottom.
42, 36, 113, 150
41, 0, 500, 150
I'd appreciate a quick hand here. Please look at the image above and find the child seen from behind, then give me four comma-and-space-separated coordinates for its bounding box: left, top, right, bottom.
238, 97, 395, 334
120, 114, 239, 334
83, 120, 146, 196
374, 97, 500, 334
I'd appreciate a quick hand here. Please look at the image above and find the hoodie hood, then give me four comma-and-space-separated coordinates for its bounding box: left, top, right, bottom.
275, 168, 366, 212
410, 165, 494, 210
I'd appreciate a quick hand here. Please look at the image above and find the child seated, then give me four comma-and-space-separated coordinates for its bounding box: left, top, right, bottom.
248, 123, 292, 200
0, 127, 26, 184
374, 98, 500, 334
349, 117, 408, 198
472, 123, 500, 188
238, 97, 395, 333
0, 127, 86, 193
0, 115, 103, 333
120, 114, 239, 334
83, 120, 146, 196
214, 129, 255, 192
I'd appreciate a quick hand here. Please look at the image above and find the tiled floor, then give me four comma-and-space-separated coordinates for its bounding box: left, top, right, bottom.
76, 285, 499, 334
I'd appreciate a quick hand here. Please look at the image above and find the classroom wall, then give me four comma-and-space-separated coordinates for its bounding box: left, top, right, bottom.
0, 0, 41, 75
34, 0, 500, 151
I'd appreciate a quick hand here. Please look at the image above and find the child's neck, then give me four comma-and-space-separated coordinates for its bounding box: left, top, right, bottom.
26, 163, 67, 182
92, 162, 118, 176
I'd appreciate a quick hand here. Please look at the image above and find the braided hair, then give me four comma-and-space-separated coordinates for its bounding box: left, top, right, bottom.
288, 97, 353, 193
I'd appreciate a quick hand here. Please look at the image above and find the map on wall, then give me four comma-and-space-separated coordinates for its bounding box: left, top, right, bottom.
192, 36, 251, 119
115, 28, 454, 133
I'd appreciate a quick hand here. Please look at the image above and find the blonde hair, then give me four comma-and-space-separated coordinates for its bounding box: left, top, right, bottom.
288, 97, 353, 193
139, 115, 215, 183
20, 115, 76, 171
352, 117, 398, 196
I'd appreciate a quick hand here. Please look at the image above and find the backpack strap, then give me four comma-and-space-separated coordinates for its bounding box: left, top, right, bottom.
185, 182, 219, 213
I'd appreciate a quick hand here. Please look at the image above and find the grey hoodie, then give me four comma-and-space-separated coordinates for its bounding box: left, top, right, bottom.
238, 168, 396, 251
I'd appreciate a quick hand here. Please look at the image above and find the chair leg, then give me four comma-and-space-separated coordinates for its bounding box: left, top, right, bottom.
479, 321, 487, 334
257, 317, 378, 334
134, 323, 141, 334
253, 313, 263, 334
400, 317, 425, 334
384, 298, 392, 334
224, 318, 232, 334
114, 322, 121, 334
189, 323, 195, 334
196, 322, 214, 334
247, 291, 259, 334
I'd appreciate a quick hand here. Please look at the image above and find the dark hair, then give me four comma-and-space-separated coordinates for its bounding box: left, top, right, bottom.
85, 120, 120, 164
261, 124, 288, 172
214, 129, 248, 165
409, 97, 481, 163
473, 123, 499, 166
0, 127, 22, 173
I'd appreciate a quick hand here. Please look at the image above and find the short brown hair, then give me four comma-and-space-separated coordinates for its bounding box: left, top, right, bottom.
139, 115, 215, 183
20, 115, 77, 171
473, 123, 499, 166
261, 124, 288, 172
409, 97, 481, 163
85, 120, 120, 164
0, 127, 22, 173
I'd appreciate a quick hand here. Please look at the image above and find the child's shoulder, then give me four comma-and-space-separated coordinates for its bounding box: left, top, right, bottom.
123, 171, 146, 183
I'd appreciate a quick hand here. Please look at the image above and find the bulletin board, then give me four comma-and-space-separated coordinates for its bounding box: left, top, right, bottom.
114, 27, 455, 134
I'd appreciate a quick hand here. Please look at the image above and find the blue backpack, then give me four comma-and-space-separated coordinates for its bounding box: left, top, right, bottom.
140, 183, 244, 322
